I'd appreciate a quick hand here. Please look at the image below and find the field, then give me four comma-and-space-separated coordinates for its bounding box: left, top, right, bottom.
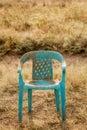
0, 55, 87, 130
0, 0, 87, 130
0, 0, 87, 55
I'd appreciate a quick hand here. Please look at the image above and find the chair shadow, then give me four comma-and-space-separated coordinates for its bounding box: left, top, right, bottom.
18, 113, 69, 130
28, 113, 35, 129
57, 113, 70, 130
18, 113, 34, 130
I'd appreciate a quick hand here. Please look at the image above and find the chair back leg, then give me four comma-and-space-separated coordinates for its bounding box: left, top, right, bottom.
28, 90, 32, 112
54, 89, 60, 112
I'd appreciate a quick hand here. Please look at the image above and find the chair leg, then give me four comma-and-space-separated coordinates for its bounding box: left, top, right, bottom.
60, 85, 66, 120
54, 89, 60, 112
28, 89, 32, 112
18, 88, 24, 122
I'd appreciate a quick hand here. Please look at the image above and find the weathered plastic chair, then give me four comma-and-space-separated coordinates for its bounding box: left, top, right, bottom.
17, 51, 66, 122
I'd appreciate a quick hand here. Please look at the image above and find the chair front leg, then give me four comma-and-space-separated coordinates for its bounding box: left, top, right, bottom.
28, 89, 32, 112
18, 88, 24, 122
54, 88, 60, 112
60, 83, 66, 120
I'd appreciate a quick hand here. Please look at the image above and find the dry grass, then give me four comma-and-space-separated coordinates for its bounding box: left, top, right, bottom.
0, 1, 87, 129
0, 0, 87, 55
0, 55, 87, 130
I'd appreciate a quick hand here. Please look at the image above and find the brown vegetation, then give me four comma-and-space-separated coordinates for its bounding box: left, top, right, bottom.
0, 1, 87, 129
0, 0, 87, 56
0, 56, 87, 130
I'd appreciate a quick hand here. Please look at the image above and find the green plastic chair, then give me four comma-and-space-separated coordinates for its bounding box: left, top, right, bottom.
17, 50, 66, 121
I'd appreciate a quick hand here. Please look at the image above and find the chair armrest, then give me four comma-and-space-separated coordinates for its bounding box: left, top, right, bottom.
61, 61, 66, 82
17, 66, 24, 87
17, 67, 22, 74
62, 61, 66, 73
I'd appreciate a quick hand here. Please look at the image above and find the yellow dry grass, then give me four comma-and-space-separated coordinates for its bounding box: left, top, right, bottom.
0, 0, 87, 55
0, 55, 87, 130
0, 0, 87, 129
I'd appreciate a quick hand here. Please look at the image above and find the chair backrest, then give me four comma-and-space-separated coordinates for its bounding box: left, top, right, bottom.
20, 51, 64, 80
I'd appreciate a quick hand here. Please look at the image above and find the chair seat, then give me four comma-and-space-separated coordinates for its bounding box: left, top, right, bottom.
24, 80, 60, 90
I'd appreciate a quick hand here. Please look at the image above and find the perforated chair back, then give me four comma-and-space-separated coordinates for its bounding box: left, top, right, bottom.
20, 51, 64, 80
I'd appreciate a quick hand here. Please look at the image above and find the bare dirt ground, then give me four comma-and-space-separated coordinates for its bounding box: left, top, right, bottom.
0, 55, 87, 130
